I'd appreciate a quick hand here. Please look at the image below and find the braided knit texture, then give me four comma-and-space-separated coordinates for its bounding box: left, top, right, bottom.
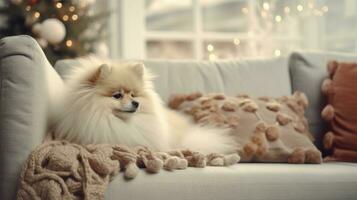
16, 141, 239, 200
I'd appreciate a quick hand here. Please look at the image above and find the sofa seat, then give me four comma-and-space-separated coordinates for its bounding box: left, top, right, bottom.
106, 162, 357, 200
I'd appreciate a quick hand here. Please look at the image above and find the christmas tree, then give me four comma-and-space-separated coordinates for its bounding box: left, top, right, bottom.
0, 0, 109, 64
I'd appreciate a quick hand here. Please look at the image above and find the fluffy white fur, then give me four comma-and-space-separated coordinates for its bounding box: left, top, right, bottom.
53, 57, 237, 155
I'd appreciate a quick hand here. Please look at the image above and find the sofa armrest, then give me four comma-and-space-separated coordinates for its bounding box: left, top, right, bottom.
0, 35, 63, 199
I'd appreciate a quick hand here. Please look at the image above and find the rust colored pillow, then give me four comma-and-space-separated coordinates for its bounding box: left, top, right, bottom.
169, 92, 322, 164
321, 61, 357, 162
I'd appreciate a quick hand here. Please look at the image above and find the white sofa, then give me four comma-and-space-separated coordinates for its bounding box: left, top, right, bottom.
1, 35, 357, 200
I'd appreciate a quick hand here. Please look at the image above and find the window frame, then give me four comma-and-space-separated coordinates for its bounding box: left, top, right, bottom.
111, 0, 321, 60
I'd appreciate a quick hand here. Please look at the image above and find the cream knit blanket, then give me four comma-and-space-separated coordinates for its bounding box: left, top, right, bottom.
16, 141, 240, 200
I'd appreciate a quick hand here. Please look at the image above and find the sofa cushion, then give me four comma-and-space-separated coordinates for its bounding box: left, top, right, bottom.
55, 57, 292, 102
169, 92, 321, 163
289, 51, 357, 151
145, 58, 291, 102
0, 35, 64, 199
321, 61, 357, 162
106, 162, 357, 200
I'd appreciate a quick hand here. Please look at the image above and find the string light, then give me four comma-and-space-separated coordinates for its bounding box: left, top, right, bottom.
275, 15, 282, 22
263, 2, 270, 10
201, 2, 330, 59
322, 6, 329, 12
62, 15, 69, 21
284, 6, 290, 14
69, 6, 76, 12
25, 6, 31, 11
56, 2, 62, 8
34, 11, 40, 18
66, 40, 73, 47
297, 4, 304, 12
207, 44, 214, 52
274, 49, 281, 57
71, 14, 78, 21
209, 53, 216, 60
241, 7, 249, 14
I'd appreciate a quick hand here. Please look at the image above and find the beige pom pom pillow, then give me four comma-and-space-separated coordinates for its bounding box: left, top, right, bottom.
169, 92, 322, 164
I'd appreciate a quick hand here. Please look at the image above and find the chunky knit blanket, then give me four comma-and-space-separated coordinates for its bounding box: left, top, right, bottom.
16, 141, 240, 200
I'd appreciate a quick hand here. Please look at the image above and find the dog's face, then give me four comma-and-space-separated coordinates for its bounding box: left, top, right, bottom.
88, 62, 147, 120
111, 88, 139, 113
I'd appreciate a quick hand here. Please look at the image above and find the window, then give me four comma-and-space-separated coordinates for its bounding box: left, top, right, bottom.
112, 0, 357, 60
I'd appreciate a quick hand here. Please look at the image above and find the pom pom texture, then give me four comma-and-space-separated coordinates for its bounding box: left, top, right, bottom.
321, 61, 357, 162
169, 92, 322, 163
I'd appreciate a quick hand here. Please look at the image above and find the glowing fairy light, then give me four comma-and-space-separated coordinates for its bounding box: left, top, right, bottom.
297, 4, 304, 12
56, 2, 62, 8
34, 12, 40, 18
274, 49, 281, 56
263, 2, 270, 10
69, 6, 76, 12
72, 14, 78, 21
66, 40, 73, 47
209, 53, 216, 60
62, 15, 69, 21
207, 44, 214, 52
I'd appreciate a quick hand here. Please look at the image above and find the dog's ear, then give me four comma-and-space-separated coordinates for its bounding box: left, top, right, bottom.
131, 63, 144, 78
89, 63, 112, 83
98, 64, 112, 79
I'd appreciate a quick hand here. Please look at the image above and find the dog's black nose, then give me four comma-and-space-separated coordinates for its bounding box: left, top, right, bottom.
132, 101, 139, 108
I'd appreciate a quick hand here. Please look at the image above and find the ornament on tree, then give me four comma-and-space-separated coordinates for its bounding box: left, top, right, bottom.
39, 18, 66, 44
0, 0, 108, 64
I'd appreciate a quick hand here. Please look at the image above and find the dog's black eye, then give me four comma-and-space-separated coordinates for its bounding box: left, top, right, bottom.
131, 93, 135, 98
113, 93, 123, 99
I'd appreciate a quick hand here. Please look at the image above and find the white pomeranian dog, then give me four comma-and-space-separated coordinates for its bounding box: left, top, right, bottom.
53, 57, 237, 154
